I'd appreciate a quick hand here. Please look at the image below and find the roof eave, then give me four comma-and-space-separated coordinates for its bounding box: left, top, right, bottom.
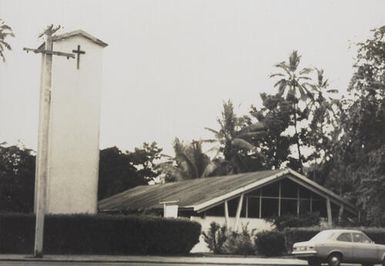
286, 169, 357, 213
192, 169, 290, 213
190, 168, 357, 216
53, 30, 108, 47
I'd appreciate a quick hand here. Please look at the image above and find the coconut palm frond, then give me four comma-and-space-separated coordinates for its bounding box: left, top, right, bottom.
231, 138, 257, 151
299, 67, 313, 75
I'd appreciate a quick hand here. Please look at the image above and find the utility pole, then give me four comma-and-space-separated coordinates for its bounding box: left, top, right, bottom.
24, 25, 74, 257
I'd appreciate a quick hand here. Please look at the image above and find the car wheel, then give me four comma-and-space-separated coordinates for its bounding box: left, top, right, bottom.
382, 257, 385, 266
308, 258, 321, 266
327, 253, 342, 266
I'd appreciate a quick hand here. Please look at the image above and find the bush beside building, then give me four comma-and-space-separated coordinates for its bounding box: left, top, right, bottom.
0, 213, 201, 255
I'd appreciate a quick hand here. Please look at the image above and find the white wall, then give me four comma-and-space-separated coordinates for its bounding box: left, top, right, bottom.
46, 35, 104, 214
190, 215, 274, 253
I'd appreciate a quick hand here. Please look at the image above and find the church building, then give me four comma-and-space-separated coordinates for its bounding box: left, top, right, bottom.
98, 168, 356, 252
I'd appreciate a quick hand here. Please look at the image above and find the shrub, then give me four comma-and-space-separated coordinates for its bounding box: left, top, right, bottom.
202, 222, 255, 255
284, 227, 321, 252
0, 213, 201, 255
202, 222, 227, 254
254, 231, 286, 257
222, 224, 255, 255
360, 227, 385, 245
270, 212, 320, 231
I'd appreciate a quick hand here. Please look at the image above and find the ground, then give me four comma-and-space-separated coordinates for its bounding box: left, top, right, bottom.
0, 255, 383, 266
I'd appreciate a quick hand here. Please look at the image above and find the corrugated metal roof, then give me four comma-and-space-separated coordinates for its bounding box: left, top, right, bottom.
99, 169, 284, 212
98, 168, 356, 214
98, 169, 284, 211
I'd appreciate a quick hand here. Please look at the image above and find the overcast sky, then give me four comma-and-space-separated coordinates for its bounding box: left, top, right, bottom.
1, 0, 385, 155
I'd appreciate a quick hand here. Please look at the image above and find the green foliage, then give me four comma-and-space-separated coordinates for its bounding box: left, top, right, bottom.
0, 19, 14, 62
322, 26, 385, 225
207, 100, 266, 174
254, 231, 286, 256
0, 143, 35, 212
270, 213, 320, 231
249, 94, 292, 169
0, 213, 201, 255
98, 142, 162, 199
202, 222, 255, 255
160, 138, 215, 182
270, 50, 316, 170
221, 224, 256, 255
283, 227, 321, 252
202, 222, 228, 254
128, 142, 163, 182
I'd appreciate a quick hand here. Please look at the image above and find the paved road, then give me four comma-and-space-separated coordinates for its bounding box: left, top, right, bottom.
0, 262, 265, 266
0, 262, 379, 266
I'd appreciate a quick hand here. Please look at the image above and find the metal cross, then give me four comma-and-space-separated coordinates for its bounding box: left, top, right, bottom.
72, 45, 86, 69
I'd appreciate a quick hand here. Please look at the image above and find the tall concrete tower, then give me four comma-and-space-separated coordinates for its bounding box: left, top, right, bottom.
44, 30, 107, 214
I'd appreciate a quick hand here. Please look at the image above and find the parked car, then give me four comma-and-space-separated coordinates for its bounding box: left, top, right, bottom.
292, 229, 385, 266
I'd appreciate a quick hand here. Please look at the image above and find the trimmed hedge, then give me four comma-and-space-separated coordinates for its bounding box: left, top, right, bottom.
284, 227, 385, 252
271, 213, 320, 231
254, 231, 286, 257
0, 213, 201, 255
284, 227, 320, 252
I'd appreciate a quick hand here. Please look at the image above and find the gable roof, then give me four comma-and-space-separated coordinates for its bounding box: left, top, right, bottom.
98, 168, 356, 215
52, 30, 108, 47
38, 30, 108, 49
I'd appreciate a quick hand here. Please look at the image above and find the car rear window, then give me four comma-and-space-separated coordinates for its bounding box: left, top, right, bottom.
337, 232, 352, 242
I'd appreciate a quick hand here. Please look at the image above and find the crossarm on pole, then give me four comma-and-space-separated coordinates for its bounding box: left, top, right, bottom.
23, 47, 75, 59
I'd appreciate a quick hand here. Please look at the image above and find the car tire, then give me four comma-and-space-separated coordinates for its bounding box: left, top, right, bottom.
308, 258, 321, 266
382, 257, 385, 266
327, 253, 342, 266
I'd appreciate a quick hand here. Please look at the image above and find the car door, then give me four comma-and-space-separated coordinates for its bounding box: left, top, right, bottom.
352, 232, 378, 263
334, 232, 354, 262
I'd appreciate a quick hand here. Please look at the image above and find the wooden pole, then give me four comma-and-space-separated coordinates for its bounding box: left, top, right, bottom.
224, 201, 229, 228
338, 204, 344, 224
259, 189, 262, 218
234, 194, 244, 231
310, 195, 313, 213
278, 181, 282, 216
245, 196, 248, 218
34, 33, 53, 258
326, 197, 332, 226
296, 187, 300, 216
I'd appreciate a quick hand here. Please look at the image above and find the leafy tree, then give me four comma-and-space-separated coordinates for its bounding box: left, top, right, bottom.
249, 93, 292, 170
98, 142, 163, 200
304, 69, 341, 182
324, 26, 385, 225
98, 146, 144, 200
0, 143, 35, 212
160, 138, 216, 182
206, 100, 265, 174
0, 19, 14, 62
128, 142, 163, 182
270, 51, 315, 170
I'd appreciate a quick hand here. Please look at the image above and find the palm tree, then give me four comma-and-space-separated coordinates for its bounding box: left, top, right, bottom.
206, 100, 265, 174
159, 138, 216, 182
0, 19, 14, 62
270, 51, 315, 170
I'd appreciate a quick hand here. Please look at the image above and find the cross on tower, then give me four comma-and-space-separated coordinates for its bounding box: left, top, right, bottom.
72, 45, 86, 69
